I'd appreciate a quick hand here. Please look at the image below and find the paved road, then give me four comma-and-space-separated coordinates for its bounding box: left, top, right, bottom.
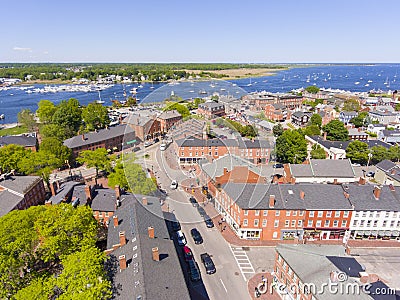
140, 144, 250, 300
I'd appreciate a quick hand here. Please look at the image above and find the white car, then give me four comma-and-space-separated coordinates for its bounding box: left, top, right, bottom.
176, 230, 187, 246
160, 143, 167, 151
170, 180, 178, 189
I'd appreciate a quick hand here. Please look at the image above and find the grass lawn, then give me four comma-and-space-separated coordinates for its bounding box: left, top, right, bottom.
0, 125, 28, 136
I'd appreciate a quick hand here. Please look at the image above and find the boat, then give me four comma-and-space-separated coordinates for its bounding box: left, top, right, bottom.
365, 84, 370, 87
354, 82, 360, 85
96, 90, 105, 104
138, 84, 144, 88
0, 114, 4, 119
306, 75, 310, 83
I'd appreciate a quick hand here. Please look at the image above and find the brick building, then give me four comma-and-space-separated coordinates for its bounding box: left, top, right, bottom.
123, 114, 161, 141
197, 101, 225, 119
157, 110, 182, 133
0, 174, 46, 217
264, 103, 288, 122
0, 134, 38, 151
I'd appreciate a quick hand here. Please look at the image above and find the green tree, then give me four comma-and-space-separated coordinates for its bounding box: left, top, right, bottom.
388, 145, 400, 162
40, 123, 73, 141
349, 111, 368, 128
37, 100, 56, 124
52, 98, 82, 137
17, 109, 36, 131
310, 144, 326, 159
303, 125, 321, 136
272, 123, 284, 137
0, 144, 30, 173
40, 137, 72, 163
342, 98, 361, 112
126, 96, 137, 106
309, 113, 322, 128
370, 146, 389, 164
77, 148, 112, 185
164, 102, 189, 118
395, 103, 400, 111
82, 102, 110, 131
322, 120, 349, 141
275, 130, 307, 163
346, 141, 369, 165
305, 86, 320, 94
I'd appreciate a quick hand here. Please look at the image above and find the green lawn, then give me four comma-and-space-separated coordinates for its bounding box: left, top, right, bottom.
0, 125, 28, 136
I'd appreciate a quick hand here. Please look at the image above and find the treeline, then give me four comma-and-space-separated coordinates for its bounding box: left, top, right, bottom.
0, 63, 285, 82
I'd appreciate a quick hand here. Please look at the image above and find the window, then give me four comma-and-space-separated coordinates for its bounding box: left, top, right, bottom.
291, 220, 296, 227
343, 211, 349, 218
293, 211, 297, 216
189, 146, 192, 150
367, 220, 371, 227
383, 220, 387, 227
243, 219, 248, 226
273, 232, 278, 239
285, 220, 290, 227
254, 219, 259, 227
288, 267, 293, 276
390, 220, 396, 227
307, 220, 313, 227
262, 219, 267, 227
189, 152, 192, 156
386, 212, 390, 218
316, 220, 322, 227
360, 220, 365, 226
278, 255, 282, 263
327, 211, 332, 217
299, 211, 304, 216
274, 220, 279, 228
276, 211, 280, 216
298, 220, 302, 227
335, 211, 341, 218
263, 210, 268, 216
373, 220, 378, 227
341, 220, 347, 227
309, 211, 315, 217
324, 220, 330, 227
215, 151, 218, 156
355, 212, 360, 217
286, 211, 291, 216
181, 152, 184, 156
352, 220, 357, 226
195, 152, 198, 156
255, 210, 260, 216
244, 210, 248, 216
318, 211, 323, 218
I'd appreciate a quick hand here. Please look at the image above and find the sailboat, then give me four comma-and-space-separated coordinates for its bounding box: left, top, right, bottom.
246, 78, 252, 86
306, 75, 310, 83
96, 90, 105, 104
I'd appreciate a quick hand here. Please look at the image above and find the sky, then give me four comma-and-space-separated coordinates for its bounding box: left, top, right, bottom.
1, 0, 400, 63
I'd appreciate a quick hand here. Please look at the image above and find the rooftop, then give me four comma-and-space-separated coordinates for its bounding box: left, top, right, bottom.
289, 159, 355, 179
308, 135, 392, 150
0, 135, 37, 147
157, 110, 182, 120
0, 190, 24, 217
0, 175, 42, 195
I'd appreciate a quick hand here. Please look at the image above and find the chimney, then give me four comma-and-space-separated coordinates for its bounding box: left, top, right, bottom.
291, 177, 296, 184
343, 192, 350, 199
223, 167, 228, 175
56, 180, 60, 189
50, 181, 57, 196
113, 215, 119, 227
300, 190, 305, 200
115, 185, 121, 200
142, 197, 148, 205
82, 134, 85, 141
84, 185, 92, 201
345, 246, 351, 255
391, 169, 396, 175
389, 184, 395, 191
373, 186, 381, 200
333, 178, 338, 185
119, 255, 127, 270
269, 195, 275, 208
323, 132, 327, 140
119, 231, 126, 246
152, 247, 160, 261
358, 177, 366, 185
358, 127, 361, 132
148, 226, 155, 239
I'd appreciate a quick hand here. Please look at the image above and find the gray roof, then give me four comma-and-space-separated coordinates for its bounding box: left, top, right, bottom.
48, 181, 80, 204
369, 110, 396, 116
292, 111, 312, 118
290, 159, 355, 178
308, 135, 392, 150
239, 139, 271, 149
340, 111, 358, 116
0, 175, 42, 195
107, 194, 190, 300
198, 101, 224, 109
347, 185, 400, 211
375, 160, 396, 172
125, 114, 153, 126
221, 183, 353, 210
0, 135, 37, 147
175, 136, 271, 149
348, 128, 368, 136
276, 244, 371, 300
380, 130, 400, 137
157, 110, 182, 120
0, 190, 24, 217
63, 124, 134, 149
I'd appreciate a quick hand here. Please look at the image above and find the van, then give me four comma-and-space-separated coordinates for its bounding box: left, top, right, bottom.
160, 143, 167, 151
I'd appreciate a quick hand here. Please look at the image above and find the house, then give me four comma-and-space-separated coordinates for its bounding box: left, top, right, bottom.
264, 103, 287, 122
63, 124, 136, 158
339, 111, 358, 124
348, 184, 400, 240
167, 118, 205, 140
0, 134, 38, 151
123, 114, 161, 141
274, 244, 372, 300
367, 124, 386, 135
284, 159, 356, 184
255, 120, 274, 131
347, 128, 369, 141
198, 101, 225, 119
369, 110, 397, 125
157, 110, 182, 133
374, 160, 400, 186
291, 111, 312, 127
0, 174, 46, 217
105, 194, 190, 299
378, 130, 400, 144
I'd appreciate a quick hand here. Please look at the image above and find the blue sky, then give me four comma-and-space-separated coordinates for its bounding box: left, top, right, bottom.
1, 0, 399, 63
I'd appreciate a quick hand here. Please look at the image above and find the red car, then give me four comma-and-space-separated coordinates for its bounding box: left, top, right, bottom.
183, 246, 193, 262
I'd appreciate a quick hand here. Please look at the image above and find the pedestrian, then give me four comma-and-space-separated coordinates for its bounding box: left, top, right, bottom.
223, 225, 226, 231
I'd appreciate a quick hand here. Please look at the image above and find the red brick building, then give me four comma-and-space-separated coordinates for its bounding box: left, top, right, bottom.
123, 114, 161, 141
264, 103, 288, 122
197, 101, 225, 119
157, 110, 182, 133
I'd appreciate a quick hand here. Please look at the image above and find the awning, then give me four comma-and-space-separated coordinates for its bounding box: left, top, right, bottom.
392, 230, 399, 237
378, 230, 385, 237
364, 230, 372, 236
356, 231, 364, 236
385, 230, 392, 236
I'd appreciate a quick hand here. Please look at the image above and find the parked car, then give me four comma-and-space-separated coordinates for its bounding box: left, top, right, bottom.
183, 246, 193, 262
144, 140, 154, 147
187, 260, 201, 282
273, 163, 284, 168
366, 171, 375, 177
200, 253, 216, 274
190, 228, 203, 244
160, 143, 167, 151
154, 137, 160, 143
197, 206, 206, 217
171, 220, 181, 231
189, 196, 198, 207
176, 230, 187, 246
204, 216, 214, 228
170, 180, 178, 189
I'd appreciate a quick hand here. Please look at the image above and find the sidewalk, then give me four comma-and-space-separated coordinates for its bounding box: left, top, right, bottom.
248, 272, 281, 300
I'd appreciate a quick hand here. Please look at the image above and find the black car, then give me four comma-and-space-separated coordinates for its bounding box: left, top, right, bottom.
190, 228, 203, 244
200, 253, 216, 274
154, 137, 160, 143
197, 206, 206, 217
187, 260, 201, 281
171, 220, 181, 231
189, 196, 198, 207
273, 163, 284, 168
204, 216, 214, 228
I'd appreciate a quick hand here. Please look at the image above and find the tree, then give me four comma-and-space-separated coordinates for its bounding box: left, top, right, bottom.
164, 102, 189, 118
40, 137, 71, 163
40, 123, 74, 141
77, 148, 112, 185
388, 145, 400, 162
305, 86, 320, 94
275, 130, 307, 163
395, 103, 400, 111
82, 102, 110, 131
350, 112, 368, 128
322, 120, 349, 141
0, 144, 30, 173
346, 141, 369, 165
370, 146, 389, 164
17, 109, 36, 131
303, 125, 321, 136
342, 98, 361, 112
52, 98, 82, 137
309, 114, 322, 128
310, 144, 326, 159
272, 123, 284, 137
37, 100, 56, 124
108, 153, 156, 195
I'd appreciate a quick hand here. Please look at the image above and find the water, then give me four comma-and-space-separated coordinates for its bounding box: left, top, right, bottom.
1, 64, 399, 124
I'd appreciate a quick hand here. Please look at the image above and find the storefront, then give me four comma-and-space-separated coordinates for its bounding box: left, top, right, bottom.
281, 230, 304, 241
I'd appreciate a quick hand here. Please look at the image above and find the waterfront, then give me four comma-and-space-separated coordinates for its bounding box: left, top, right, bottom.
1, 64, 400, 124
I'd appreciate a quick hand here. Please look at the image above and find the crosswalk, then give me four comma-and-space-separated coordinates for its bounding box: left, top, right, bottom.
230, 246, 255, 281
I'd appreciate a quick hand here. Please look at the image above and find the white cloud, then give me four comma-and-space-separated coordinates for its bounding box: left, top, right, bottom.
13, 46, 32, 52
